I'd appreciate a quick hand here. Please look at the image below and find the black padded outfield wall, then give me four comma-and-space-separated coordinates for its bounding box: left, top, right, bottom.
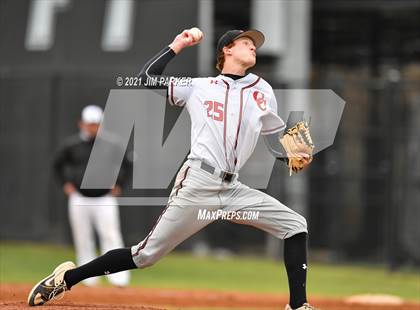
0, 0, 199, 242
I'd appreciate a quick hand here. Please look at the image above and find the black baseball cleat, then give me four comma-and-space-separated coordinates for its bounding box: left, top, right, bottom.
27, 261, 76, 306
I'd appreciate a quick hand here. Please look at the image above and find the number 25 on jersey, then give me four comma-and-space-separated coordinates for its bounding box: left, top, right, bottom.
203, 100, 224, 122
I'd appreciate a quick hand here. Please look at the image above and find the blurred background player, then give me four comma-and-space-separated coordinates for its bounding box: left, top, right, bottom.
53, 105, 131, 287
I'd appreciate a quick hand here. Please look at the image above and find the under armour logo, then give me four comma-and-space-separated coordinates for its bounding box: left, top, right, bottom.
302, 264, 307, 270
104, 270, 110, 275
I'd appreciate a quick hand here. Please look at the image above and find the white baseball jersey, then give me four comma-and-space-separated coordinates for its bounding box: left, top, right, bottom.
131, 47, 307, 272
168, 73, 285, 173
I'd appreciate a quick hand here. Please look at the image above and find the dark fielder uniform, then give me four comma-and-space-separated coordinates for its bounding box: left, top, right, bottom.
54, 132, 131, 287
54, 133, 130, 197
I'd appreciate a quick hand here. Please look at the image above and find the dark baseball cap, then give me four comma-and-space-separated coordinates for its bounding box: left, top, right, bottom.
216, 29, 265, 54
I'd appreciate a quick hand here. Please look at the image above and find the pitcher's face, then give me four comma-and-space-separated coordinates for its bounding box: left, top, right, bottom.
229, 37, 257, 69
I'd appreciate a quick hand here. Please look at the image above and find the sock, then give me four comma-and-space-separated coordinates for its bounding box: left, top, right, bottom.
64, 248, 137, 289
284, 232, 308, 309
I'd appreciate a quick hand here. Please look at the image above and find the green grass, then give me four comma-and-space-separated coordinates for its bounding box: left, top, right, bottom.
1, 242, 419, 301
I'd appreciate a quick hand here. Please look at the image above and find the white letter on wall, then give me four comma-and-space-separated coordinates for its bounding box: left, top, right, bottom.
25, 0, 70, 51
102, 0, 135, 51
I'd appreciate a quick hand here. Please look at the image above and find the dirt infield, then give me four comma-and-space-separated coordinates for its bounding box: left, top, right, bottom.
1, 284, 418, 310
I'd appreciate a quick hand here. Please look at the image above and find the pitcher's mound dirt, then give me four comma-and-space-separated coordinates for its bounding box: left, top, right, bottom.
1, 284, 419, 310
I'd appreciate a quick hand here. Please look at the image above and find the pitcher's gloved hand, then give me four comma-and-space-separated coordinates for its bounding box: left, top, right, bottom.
279, 121, 315, 176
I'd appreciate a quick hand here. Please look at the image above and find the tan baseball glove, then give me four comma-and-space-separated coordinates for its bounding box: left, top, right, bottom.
279, 121, 315, 176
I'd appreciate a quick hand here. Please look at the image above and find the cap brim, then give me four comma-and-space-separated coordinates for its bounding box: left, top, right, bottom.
234, 30, 265, 49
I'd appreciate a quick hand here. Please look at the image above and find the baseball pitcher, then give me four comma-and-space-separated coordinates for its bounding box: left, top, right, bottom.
28, 29, 317, 310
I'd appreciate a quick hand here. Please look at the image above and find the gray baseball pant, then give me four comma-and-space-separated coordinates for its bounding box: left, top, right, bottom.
131, 159, 307, 268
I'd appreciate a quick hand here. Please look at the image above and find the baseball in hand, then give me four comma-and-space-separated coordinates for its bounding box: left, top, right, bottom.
188, 27, 203, 42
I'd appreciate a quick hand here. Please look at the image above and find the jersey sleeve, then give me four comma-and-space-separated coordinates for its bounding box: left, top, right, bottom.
137, 46, 176, 90
260, 89, 286, 135
167, 78, 194, 107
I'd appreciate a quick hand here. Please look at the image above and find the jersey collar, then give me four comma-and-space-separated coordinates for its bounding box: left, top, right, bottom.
217, 73, 257, 85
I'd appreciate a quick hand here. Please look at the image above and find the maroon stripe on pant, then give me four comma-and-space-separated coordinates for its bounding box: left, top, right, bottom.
133, 201, 173, 257
133, 166, 190, 258
175, 166, 190, 196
